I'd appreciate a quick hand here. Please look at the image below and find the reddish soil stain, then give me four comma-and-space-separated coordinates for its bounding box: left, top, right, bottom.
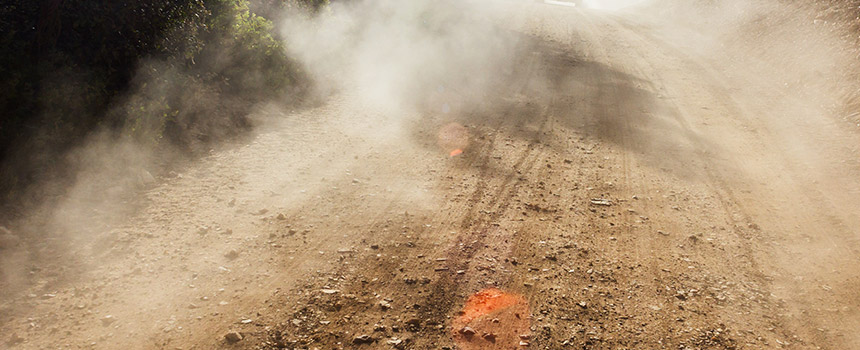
452, 288, 531, 349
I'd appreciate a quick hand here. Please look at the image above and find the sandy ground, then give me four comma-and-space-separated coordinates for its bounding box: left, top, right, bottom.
2, 2, 860, 350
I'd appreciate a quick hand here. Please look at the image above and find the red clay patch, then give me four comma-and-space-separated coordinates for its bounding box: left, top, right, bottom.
452, 288, 531, 349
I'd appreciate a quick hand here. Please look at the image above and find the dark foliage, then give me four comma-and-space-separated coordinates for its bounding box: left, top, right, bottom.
0, 0, 311, 201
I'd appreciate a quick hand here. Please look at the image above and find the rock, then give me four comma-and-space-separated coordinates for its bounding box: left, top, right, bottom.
224, 331, 243, 343
256, 209, 269, 215
387, 337, 404, 347
321, 289, 339, 294
224, 250, 239, 260
590, 198, 612, 206
101, 315, 115, 326
379, 300, 392, 310
228, 199, 236, 207
276, 213, 286, 220
459, 326, 476, 337
352, 334, 373, 344
483, 333, 497, 342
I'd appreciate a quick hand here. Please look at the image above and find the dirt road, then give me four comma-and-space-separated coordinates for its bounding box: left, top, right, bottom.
3, 2, 860, 349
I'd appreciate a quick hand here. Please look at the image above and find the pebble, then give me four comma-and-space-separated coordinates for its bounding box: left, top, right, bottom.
224, 331, 243, 343
352, 334, 373, 344
101, 315, 115, 326
590, 198, 612, 206
224, 250, 239, 260
459, 326, 476, 336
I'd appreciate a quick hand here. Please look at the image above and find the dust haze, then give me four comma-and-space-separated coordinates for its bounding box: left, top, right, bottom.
279, 0, 524, 115
2, 0, 860, 349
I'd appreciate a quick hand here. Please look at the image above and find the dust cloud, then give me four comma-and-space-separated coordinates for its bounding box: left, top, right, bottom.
279, 0, 522, 116
640, 1, 860, 347
1, 0, 528, 302
582, 0, 649, 10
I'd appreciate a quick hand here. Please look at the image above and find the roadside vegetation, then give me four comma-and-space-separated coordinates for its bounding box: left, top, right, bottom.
0, 0, 328, 211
